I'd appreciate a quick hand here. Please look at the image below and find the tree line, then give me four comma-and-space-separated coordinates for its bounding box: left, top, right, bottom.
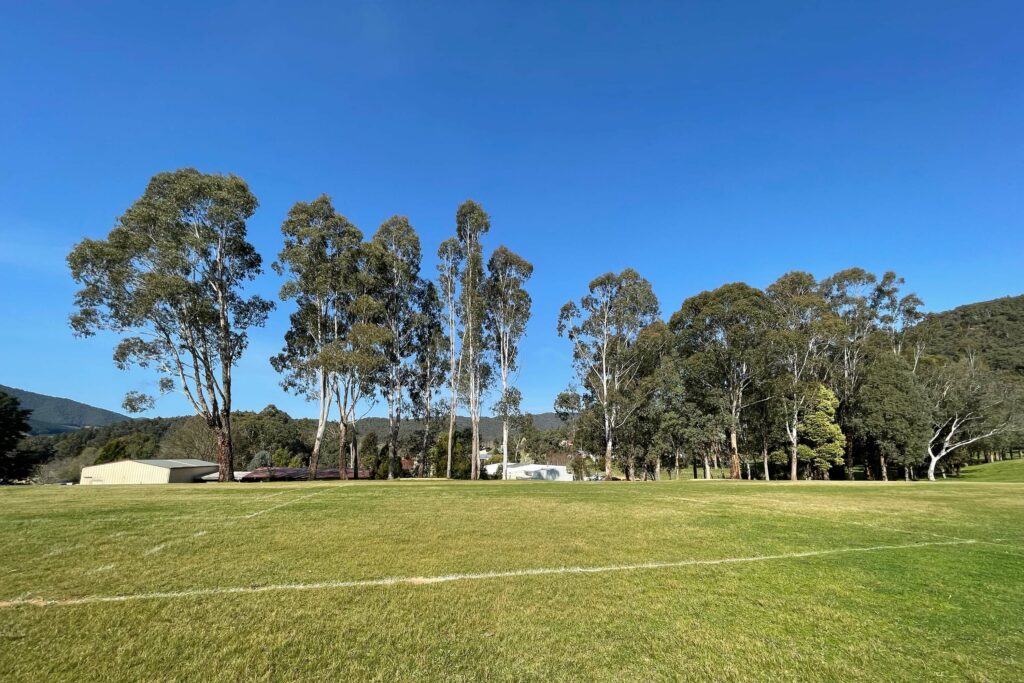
556, 269, 1021, 482
61, 168, 1020, 484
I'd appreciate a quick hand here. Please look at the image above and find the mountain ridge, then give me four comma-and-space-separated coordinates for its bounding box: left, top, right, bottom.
915, 294, 1024, 378
0, 384, 132, 434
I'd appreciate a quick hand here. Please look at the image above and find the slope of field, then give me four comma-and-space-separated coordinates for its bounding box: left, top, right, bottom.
1, 481, 1022, 682
959, 458, 1024, 482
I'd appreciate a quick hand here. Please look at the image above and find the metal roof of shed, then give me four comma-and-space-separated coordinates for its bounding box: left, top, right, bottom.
131, 459, 218, 469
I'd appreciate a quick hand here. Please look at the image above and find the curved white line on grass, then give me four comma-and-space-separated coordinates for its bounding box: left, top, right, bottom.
246, 489, 297, 502
0, 539, 974, 609
115, 489, 332, 563
237, 491, 326, 519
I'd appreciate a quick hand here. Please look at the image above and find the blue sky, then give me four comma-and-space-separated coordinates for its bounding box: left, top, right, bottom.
1, 1, 1021, 419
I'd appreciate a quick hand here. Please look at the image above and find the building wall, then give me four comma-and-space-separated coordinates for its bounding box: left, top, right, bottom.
80, 462, 221, 485
80, 461, 172, 485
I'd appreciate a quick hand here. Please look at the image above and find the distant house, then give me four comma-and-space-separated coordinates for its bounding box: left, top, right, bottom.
79, 459, 219, 485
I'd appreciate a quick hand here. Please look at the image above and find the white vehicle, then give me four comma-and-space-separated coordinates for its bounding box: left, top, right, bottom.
483, 463, 574, 481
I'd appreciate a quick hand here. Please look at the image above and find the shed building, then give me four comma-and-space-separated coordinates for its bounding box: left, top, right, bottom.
79, 459, 219, 485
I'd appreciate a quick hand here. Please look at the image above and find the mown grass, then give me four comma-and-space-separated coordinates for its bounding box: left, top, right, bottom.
959, 457, 1024, 482
1, 478, 1022, 682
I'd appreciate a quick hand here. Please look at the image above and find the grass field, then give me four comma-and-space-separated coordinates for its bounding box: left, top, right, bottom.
959, 457, 1024, 482
2, 476, 1023, 682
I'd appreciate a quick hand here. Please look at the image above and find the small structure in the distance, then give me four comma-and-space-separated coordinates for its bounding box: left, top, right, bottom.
483, 462, 574, 481
79, 459, 219, 485
208, 466, 370, 482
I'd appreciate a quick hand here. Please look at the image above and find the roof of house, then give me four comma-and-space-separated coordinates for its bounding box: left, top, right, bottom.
132, 459, 218, 469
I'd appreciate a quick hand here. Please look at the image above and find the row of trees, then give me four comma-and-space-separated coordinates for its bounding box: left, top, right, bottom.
271, 194, 533, 481
557, 268, 1020, 481
65, 169, 1018, 484
69, 169, 533, 482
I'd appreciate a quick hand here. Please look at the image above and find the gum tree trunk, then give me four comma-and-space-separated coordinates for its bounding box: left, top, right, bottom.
728, 427, 741, 480
308, 370, 331, 480
337, 420, 348, 480
215, 419, 234, 483
501, 420, 509, 481
603, 410, 614, 479
789, 441, 799, 481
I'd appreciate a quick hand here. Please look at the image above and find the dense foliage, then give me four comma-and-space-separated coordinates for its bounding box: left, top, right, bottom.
0, 390, 38, 482
562, 270, 1023, 481
915, 295, 1024, 378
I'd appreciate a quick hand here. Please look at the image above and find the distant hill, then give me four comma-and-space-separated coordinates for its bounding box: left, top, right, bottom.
0, 385, 132, 435
914, 294, 1024, 379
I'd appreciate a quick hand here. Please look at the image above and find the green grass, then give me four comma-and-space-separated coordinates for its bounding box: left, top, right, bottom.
1, 479, 1023, 682
959, 457, 1024, 482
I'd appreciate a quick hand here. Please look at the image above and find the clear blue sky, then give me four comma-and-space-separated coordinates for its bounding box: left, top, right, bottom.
1, 1, 1021, 419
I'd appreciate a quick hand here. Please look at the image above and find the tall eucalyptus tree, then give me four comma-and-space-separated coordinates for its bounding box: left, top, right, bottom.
766, 271, 839, 481
367, 216, 422, 479
437, 237, 463, 478
271, 195, 361, 478
872, 271, 924, 359
455, 200, 491, 480
330, 255, 387, 479
68, 169, 273, 482
410, 281, 447, 477
558, 269, 660, 478
820, 267, 879, 479
485, 246, 533, 479
670, 283, 770, 479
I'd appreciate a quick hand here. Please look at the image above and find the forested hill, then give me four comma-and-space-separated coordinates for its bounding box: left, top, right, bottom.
0, 385, 131, 435
915, 294, 1024, 378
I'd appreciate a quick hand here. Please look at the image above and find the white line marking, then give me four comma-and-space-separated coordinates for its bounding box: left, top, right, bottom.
142, 544, 167, 556
0, 539, 974, 609
247, 489, 297, 502
237, 491, 326, 519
